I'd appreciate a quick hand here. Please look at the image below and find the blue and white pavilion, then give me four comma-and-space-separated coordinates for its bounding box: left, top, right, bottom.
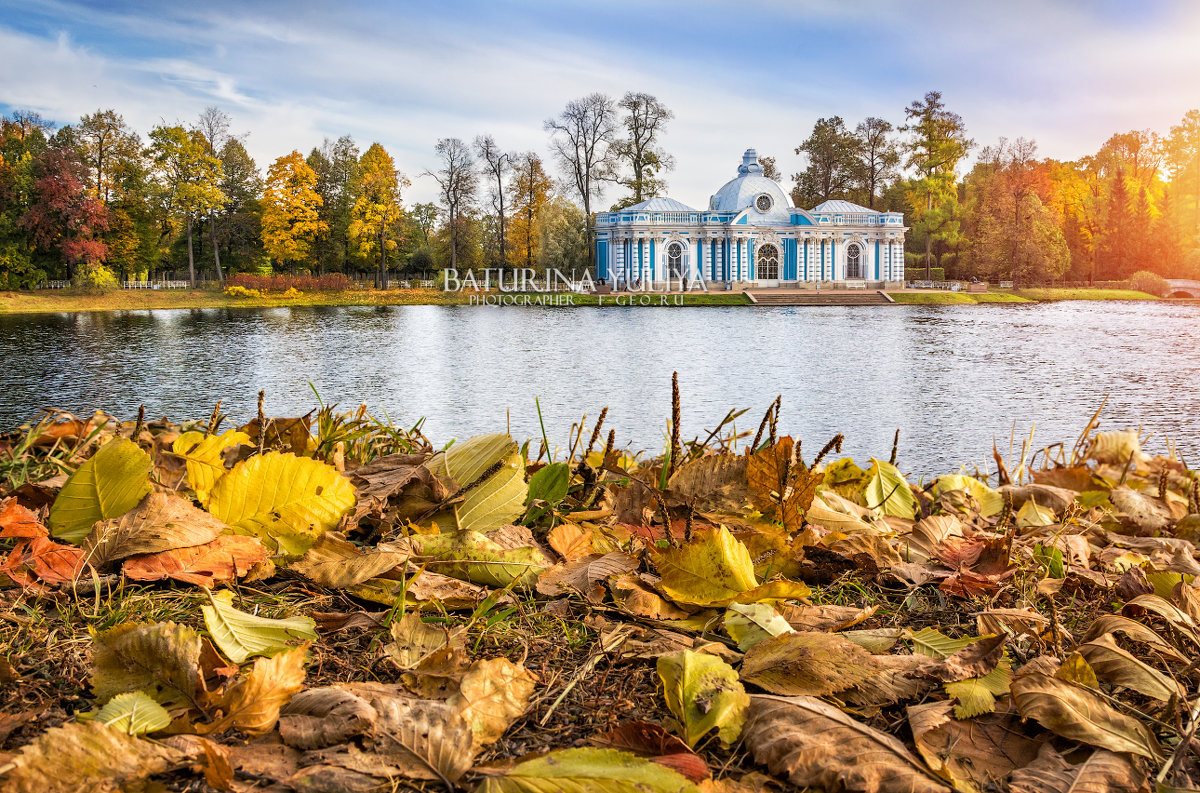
593, 149, 907, 289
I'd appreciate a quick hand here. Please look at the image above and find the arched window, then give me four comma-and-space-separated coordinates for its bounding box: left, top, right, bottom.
846, 243, 863, 279
756, 243, 779, 280
667, 242, 684, 278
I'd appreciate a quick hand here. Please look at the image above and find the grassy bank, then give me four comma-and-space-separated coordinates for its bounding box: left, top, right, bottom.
1010, 287, 1159, 301
888, 291, 1032, 304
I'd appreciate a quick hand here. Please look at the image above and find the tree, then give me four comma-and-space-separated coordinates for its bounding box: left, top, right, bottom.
19, 146, 109, 281
216, 139, 263, 271
545, 93, 618, 269
759, 156, 781, 181
407, 202, 438, 246
1166, 110, 1200, 241
1099, 168, 1135, 279
792, 117, 862, 206
854, 117, 900, 209
195, 107, 235, 283
350, 143, 406, 287
507, 152, 552, 268
427, 137, 476, 271
474, 135, 512, 267
261, 151, 326, 270
537, 197, 589, 277
148, 125, 225, 286
307, 135, 359, 274
76, 109, 142, 205
902, 91, 973, 278
611, 92, 674, 207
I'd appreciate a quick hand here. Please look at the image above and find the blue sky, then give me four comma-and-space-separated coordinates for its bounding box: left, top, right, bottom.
2, 0, 1198, 206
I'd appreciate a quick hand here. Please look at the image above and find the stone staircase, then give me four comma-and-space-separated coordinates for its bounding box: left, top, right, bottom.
748, 290, 893, 306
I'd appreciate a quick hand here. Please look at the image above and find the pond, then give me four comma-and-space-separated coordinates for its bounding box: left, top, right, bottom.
2, 301, 1198, 476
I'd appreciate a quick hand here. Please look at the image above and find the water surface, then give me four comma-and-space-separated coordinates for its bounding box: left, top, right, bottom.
2, 301, 1197, 476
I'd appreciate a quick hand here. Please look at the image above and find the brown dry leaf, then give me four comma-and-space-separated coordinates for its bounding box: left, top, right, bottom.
91, 620, 202, 708
448, 657, 536, 750
1077, 633, 1182, 701
1008, 743, 1146, 793
775, 603, 878, 632
592, 720, 710, 783
0, 498, 46, 538
746, 438, 823, 531
291, 531, 409, 587
350, 569, 498, 610
910, 634, 1007, 683
197, 643, 307, 736
907, 700, 1043, 793
82, 492, 228, 567
536, 552, 640, 597
547, 523, 595, 560
3, 536, 86, 584
0, 720, 189, 793
740, 631, 878, 696
383, 612, 466, 669
668, 454, 750, 512
743, 694, 950, 793
1084, 613, 1189, 663
123, 534, 268, 587
610, 573, 693, 620
839, 654, 937, 707
1010, 670, 1160, 758
279, 688, 378, 750
998, 483, 1077, 515
348, 452, 442, 523
1110, 487, 1173, 534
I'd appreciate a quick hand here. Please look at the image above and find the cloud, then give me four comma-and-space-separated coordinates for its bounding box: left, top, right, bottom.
1, 0, 1198, 208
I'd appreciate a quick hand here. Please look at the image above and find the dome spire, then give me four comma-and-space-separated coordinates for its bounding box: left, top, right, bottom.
738, 148, 762, 176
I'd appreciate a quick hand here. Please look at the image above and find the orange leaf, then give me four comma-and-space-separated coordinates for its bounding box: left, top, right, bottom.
2, 536, 87, 584
746, 438, 823, 532
123, 535, 268, 587
0, 498, 47, 538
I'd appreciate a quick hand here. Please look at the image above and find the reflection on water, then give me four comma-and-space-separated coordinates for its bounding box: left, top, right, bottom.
1, 301, 1198, 475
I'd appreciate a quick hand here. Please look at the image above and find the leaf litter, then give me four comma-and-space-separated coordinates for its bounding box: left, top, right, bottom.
0, 385, 1199, 791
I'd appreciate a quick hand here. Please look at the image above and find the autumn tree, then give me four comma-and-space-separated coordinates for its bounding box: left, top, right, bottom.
307, 135, 359, 274
792, 117, 862, 206
854, 117, 900, 208
902, 91, 973, 278
1167, 110, 1200, 241
19, 146, 110, 282
611, 92, 674, 207
759, 156, 781, 182
545, 93, 618, 269
149, 124, 225, 286
474, 135, 512, 267
427, 137, 476, 271
350, 143, 406, 287
195, 107, 235, 282
261, 151, 326, 271
537, 196, 589, 278
507, 152, 552, 267
76, 109, 142, 205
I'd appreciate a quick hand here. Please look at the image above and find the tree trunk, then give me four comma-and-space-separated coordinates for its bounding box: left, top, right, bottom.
210, 212, 224, 284
377, 228, 386, 289
187, 214, 196, 287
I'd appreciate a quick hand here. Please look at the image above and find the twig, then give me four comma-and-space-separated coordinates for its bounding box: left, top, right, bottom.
889, 429, 900, 466
256, 390, 266, 456
669, 372, 681, 478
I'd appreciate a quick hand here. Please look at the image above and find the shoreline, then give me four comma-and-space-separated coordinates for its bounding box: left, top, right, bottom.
0, 286, 1166, 315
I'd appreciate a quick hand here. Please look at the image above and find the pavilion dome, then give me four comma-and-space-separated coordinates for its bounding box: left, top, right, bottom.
810, 199, 880, 214
708, 149, 793, 214
623, 196, 698, 212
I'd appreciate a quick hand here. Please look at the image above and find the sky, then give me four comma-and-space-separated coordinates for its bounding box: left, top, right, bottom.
2, 0, 1199, 207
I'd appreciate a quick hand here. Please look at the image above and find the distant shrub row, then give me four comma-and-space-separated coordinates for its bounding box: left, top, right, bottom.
227, 273, 352, 292
904, 267, 945, 282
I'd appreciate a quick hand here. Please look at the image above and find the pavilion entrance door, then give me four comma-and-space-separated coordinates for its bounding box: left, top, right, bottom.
755, 243, 780, 287
845, 243, 865, 281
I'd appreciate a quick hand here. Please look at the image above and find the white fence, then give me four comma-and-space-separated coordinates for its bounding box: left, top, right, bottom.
907, 280, 963, 291
121, 280, 190, 290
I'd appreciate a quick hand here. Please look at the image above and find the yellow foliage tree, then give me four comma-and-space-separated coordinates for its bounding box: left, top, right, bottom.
506, 152, 552, 268
261, 151, 327, 270
350, 143, 407, 288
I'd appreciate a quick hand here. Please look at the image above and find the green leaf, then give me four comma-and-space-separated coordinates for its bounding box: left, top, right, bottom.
413, 530, 549, 588
909, 627, 977, 658
202, 589, 318, 665
475, 747, 698, 793
656, 649, 749, 748
205, 451, 356, 555
911, 628, 1012, 718
172, 429, 250, 503
427, 433, 528, 532
91, 621, 201, 709
95, 692, 171, 735
863, 458, 916, 519
723, 602, 794, 651
527, 462, 571, 505
49, 438, 151, 544
1033, 544, 1065, 578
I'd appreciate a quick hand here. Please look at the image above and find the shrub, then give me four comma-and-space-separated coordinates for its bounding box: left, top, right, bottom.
905, 267, 945, 282
1128, 270, 1169, 297
224, 285, 262, 298
227, 272, 351, 292
281, 287, 302, 298
74, 264, 118, 292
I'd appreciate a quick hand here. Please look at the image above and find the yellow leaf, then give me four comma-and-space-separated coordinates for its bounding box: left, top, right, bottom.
657, 649, 748, 748
449, 657, 536, 751
651, 526, 758, 607
198, 644, 308, 736
49, 438, 151, 544
172, 429, 250, 503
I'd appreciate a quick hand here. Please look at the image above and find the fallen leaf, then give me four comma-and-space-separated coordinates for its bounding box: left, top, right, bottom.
1077, 632, 1182, 701
83, 492, 228, 567
425, 433, 528, 532
742, 694, 950, 793
172, 429, 250, 503
592, 720, 710, 782
0, 498, 46, 538
414, 530, 549, 588
650, 526, 758, 607
202, 589, 318, 664
1010, 670, 1160, 758
1008, 743, 1146, 793
536, 552, 639, 597
907, 700, 1042, 793
382, 612, 465, 669
740, 631, 877, 696
547, 523, 595, 560
122, 533, 268, 587
475, 747, 698, 793
656, 649, 748, 748
723, 603, 794, 651
668, 454, 749, 512
91, 621, 201, 709
279, 687, 377, 750
197, 643, 307, 735
4, 536, 86, 584
291, 531, 409, 587
48, 438, 152, 544
449, 657, 536, 750
94, 690, 172, 735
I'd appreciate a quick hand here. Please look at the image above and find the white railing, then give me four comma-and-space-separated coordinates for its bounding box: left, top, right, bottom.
908, 280, 963, 291
998, 280, 1014, 289
121, 279, 191, 290
39, 280, 70, 289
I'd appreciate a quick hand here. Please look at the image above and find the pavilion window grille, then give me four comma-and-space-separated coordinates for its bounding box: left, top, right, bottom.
667, 243, 684, 279
756, 243, 780, 280
846, 243, 863, 279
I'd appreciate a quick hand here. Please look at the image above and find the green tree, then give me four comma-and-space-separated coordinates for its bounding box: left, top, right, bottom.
854, 117, 900, 209
307, 135, 359, 275
792, 116, 862, 206
902, 91, 973, 278
537, 197, 589, 278
216, 139, 263, 272
611, 92, 674, 207
148, 125, 225, 285
1166, 110, 1200, 242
